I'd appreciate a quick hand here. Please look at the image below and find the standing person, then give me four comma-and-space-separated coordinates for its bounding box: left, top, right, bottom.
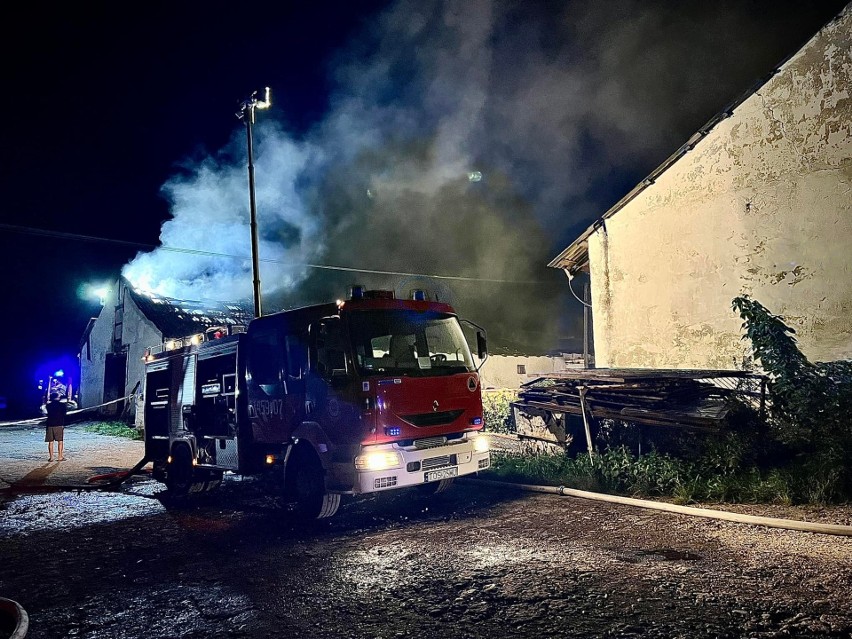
45, 391, 68, 462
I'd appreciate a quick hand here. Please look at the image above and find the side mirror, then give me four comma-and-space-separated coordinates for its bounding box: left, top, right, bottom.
460, 318, 488, 371
476, 331, 487, 360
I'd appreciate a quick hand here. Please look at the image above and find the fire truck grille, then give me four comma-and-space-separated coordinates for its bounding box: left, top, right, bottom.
413, 436, 447, 450
422, 455, 456, 471
402, 410, 464, 427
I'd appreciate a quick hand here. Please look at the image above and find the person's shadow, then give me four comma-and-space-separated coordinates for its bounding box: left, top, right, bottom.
14, 462, 60, 488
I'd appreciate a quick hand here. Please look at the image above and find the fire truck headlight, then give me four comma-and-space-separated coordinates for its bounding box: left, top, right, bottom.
472, 435, 490, 454
355, 450, 402, 471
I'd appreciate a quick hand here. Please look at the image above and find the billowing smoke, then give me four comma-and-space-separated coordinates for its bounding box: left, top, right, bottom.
123, 0, 815, 352
123, 126, 321, 302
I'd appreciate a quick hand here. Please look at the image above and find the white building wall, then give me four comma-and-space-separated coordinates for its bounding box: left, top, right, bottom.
79, 295, 115, 409
122, 293, 163, 401
587, 9, 852, 369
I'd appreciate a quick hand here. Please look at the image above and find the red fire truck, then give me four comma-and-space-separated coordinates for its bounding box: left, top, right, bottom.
143, 287, 490, 518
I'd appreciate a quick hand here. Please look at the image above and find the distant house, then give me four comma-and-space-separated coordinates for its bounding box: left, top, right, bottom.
479, 347, 583, 390
549, 7, 851, 369
78, 278, 251, 423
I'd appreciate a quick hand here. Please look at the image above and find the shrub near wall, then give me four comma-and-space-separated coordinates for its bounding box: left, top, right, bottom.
482, 390, 517, 434
483, 298, 852, 505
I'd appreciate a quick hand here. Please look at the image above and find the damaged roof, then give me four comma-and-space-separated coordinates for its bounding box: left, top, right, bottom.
124, 279, 253, 338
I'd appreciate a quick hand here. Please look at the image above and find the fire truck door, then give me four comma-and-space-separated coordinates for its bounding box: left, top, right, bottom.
246, 324, 289, 443
283, 333, 307, 426
307, 318, 360, 446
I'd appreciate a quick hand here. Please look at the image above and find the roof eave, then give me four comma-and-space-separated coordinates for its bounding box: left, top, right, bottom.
545, 35, 819, 274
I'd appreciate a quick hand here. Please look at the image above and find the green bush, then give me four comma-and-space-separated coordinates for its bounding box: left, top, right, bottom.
482, 390, 517, 434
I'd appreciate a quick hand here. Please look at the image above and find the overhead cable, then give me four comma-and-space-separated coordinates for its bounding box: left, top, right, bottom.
0, 223, 545, 285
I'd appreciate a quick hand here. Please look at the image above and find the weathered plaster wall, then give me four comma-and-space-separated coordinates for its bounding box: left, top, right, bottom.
123, 294, 162, 403
588, 8, 852, 369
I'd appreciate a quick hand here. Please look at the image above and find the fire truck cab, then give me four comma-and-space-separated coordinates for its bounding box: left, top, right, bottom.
143, 287, 490, 519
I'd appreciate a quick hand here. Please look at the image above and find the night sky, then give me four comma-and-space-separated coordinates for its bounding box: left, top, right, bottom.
0, 0, 846, 418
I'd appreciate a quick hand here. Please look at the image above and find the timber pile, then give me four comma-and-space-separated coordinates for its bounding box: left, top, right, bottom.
515, 369, 764, 432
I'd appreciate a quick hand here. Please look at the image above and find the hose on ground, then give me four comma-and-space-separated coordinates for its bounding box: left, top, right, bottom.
463, 477, 852, 537
3, 457, 151, 495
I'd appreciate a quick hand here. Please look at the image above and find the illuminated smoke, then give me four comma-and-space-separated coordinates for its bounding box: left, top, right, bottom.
123, 0, 815, 350
123, 125, 321, 302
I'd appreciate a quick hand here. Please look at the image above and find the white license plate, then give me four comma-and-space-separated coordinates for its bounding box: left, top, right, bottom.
424, 467, 458, 483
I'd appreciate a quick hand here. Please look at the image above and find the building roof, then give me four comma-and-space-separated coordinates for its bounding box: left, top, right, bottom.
547, 7, 846, 273
124, 279, 253, 339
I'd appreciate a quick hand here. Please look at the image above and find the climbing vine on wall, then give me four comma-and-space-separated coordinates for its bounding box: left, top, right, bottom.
732, 295, 852, 500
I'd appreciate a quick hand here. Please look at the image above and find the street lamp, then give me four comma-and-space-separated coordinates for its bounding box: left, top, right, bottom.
236, 87, 271, 318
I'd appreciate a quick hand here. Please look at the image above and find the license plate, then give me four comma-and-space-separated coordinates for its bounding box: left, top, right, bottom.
424, 467, 458, 483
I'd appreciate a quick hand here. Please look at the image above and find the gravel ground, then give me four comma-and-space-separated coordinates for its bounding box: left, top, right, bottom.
0, 421, 146, 492
1, 425, 851, 638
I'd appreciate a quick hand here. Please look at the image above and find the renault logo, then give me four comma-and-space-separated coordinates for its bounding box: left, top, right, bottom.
432, 400, 439, 412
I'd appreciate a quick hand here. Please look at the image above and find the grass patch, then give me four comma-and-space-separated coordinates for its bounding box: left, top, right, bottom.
83, 421, 143, 441
485, 447, 805, 505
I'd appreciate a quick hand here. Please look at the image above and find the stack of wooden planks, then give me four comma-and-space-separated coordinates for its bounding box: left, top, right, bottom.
516, 369, 765, 432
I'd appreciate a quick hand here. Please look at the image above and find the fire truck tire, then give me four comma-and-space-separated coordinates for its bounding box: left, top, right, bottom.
287, 447, 339, 519
202, 472, 223, 493
165, 444, 202, 498
418, 478, 454, 495
317, 493, 341, 519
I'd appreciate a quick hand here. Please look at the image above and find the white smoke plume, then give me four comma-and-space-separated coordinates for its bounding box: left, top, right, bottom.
123, 125, 321, 301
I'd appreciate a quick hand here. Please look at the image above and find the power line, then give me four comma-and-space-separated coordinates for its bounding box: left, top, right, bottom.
0, 222, 546, 285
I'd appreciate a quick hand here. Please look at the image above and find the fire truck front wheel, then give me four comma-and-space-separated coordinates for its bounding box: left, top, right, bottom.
285, 446, 341, 520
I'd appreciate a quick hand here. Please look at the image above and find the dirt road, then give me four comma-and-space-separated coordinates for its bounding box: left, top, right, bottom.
1, 425, 851, 638
2, 456, 851, 639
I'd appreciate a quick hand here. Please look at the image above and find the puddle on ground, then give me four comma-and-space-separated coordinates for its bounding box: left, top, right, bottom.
616, 547, 703, 563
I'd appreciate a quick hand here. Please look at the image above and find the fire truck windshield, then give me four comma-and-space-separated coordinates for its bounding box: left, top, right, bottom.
349, 310, 475, 377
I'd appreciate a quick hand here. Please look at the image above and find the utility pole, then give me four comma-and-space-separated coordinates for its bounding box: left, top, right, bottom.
236, 87, 271, 318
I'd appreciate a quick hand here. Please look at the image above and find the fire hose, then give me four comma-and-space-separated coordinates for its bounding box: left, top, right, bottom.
463, 478, 852, 537
2, 456, 151, 495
